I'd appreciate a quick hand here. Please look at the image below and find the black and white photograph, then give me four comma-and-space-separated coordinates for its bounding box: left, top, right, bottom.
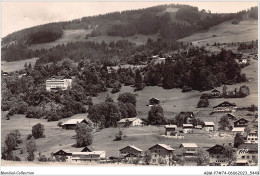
1, 1, 259, 175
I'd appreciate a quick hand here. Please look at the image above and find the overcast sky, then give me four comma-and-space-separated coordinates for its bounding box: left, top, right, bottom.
1, 1, 258, 37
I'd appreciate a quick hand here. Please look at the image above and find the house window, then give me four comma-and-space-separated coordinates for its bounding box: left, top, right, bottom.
242, 156, 245, 159
153, 159, 156, 163
247, 156, 250, 159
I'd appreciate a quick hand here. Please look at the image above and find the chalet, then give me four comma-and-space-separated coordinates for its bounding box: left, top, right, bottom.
226, 90, 236, 96
211, 89, 221, 97
61, 119, 89, 130
213, 101, 236, 113
244, 130, 258, 144
81, 146, 95, 152
2, 72, 9, 77
165, 131, 184, 139
53, 149, 72, 162
71, 151, 106, 163
234, 118, 249, 127
207, 144, 229, 166
232, 127, 245, 135
119, 145, 143, 158
46, 75, 72, 91
227, 113, 237, 120
148, 144, 174, 165
203, 122, 214, 132
164, 125, 177, 136
179, 143, 198, 156
236, 144, 258, 166
183, 124, 193, 133
117, 117, 143, 127
148, 98, 160, 106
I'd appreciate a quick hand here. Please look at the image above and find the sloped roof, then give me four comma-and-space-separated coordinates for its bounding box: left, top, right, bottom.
148, 144, 174, 151
204, 122, 215, 126
214, 101, 236, 108
206, 144, 226, 154
62, 119, 87, 125
238, 144, 258, 152
236, 160, 248, 164
119, 145, 143, 152
180, 143, 198, 148
117, 117, 141, 123
232, 127, 245, 132
212, 89, 220, 93
183, 124, 193, 127
81, 146, 95, 152
234, 118, 249, 123
165, 125, 177, 128
72, 151, 105, 156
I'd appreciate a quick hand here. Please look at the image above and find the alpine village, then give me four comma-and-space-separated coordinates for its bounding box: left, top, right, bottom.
1, 4, 258, 166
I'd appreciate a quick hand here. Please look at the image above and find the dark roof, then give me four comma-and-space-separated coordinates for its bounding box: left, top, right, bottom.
238, 144, 258, 152
53, 149, 72, 156
206, 144, 226, 154
179, 111, 195, 117
234, 118, 249, 123
211, 89, 220, 93
81, 146, 95, 152
213, 101, 236, 108
148, 144, 174, 151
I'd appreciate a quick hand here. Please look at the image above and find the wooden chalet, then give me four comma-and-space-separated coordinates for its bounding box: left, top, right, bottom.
164, 125, 177, 136
148, 144, 174, 165
179, 143, 198, 156
119, 145, 143, 158
207, 144, 229, 166
213, 101, 236, 113
81, 146, 95, 152
234, 118, 249, 127
211, 89, 221, 97
61, 119, 89, 130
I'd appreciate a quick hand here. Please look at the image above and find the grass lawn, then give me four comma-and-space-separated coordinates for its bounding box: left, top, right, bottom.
1, 57, 38, 73
179, 19, 258, 47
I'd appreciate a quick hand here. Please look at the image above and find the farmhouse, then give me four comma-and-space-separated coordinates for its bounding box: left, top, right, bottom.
236, 144, 258, 166
46, 75, 72, 91
119, 145, 143, 158
183, 124, 193, 133
234, 118, 249, 127
244, 130, 258, 144
117, 117, 143, 127
211, 89, 221, 97
164, 125, 177, 136
203, 122, 214, 132
207, 144, 229, 166
213, 101, 236, 113
53, 149, 72, 162
61, 119, 89, 130
71, 151, 106, 163
148, 144, 174, 165
179, 143, 198, 156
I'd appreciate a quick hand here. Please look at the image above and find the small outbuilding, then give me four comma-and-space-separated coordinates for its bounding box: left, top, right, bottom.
61, 119, 89, 130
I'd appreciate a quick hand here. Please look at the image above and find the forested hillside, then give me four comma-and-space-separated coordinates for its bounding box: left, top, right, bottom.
1, 4, 257, 63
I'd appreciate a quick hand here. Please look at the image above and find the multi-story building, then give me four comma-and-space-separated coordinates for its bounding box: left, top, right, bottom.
244, 130, 258, 144
119, 145, 143, 159
213, 101, 236, 113
207, 144, 229, 166
236, 144, 258, 166
148, 144, 174, 165
179, 143, 198, 156
46, 75, 72, 91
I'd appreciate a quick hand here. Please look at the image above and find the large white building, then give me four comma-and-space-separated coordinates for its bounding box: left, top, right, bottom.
46, 75, 72, 91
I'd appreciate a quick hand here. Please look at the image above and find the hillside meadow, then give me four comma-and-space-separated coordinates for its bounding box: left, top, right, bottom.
179, 19, 258, 47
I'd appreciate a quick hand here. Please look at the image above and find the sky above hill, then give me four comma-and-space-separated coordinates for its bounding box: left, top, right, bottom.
2, 1, 258, 37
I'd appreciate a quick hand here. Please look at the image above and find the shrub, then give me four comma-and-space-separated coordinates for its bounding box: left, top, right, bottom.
57, 121, 63, 127
197, 98, 209, 108
75, 123, 93, 147
114, 129, 123, 141
182, 86, 192, 92
47, 114, 60, 122
38, 154, 47, 162
32, 123, 45, 139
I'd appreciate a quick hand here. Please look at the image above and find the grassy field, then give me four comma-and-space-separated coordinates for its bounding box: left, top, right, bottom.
29, 29, 159, 51
1, 57, 38, 73
179, 19, 258, 47
29, 29, 92, 50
